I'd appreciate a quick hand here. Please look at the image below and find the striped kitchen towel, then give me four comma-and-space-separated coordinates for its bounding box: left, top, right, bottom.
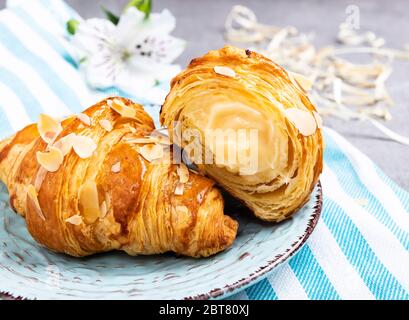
1, 0, 409, 300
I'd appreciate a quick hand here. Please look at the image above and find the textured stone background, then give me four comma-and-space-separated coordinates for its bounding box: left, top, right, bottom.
0, 0, 408, 190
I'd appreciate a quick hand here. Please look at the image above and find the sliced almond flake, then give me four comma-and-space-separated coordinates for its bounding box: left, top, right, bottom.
176, 163, 189, 183
174, 182, 185, 195
129, 127, 137, 133
72, 135, 97, 159
105, 192, 111, 211
99, 119, 113, 132
79, 181, 100, 224
38, 114, 62, 144
125, 134, 172, 146
125, 137, 156, 144
65, 215, 83, 225
36, 146, 64, 172
150, 131, 172, 145
155, 135, 172, 145
108, 98, 136, 119
138, 144, 164, 162
214, 66, 236, 78
111, 162, 121, 173
284, 108, 317, 136
99, 201, 108, 219
53, 133, 76, 156
27, 184, 45, 220
313, 111, 323, 129
354, 198, 369, 206
288, 71, 313, 92
34, 167, 47, 191
77, 113, 91, 126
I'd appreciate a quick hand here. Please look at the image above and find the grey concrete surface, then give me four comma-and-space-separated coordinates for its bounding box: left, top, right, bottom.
0, 0, 408, 190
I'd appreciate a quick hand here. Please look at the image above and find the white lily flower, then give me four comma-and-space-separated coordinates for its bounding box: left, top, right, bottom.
70, 7, 185, 103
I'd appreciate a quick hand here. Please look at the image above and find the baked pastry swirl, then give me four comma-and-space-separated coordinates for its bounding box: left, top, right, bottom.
0, 98, 238, 257
161, 46, 323, 222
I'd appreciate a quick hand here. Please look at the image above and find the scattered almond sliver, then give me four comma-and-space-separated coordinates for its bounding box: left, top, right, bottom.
72, 135, 97, 159
65, 214, 83, 225
155, 135, 172, 145
108, 98, 136, 119
125, 137, 156, 144
313, 111, 323, 129
150, 131, 172, 145
355, 198, 369, 206
38, 114, 62, 144
36, 146, 64, 172
27, 184, 45, 220
111, 162, 121, 173
177, 163, 189, 183
79, 181, 100, 224
284, 108, 317, 136
105, 193, 111, 211
214, 66, 236, 77
288, 71, 313, 92
34, 167, 48, 191
53, 133, 76, 156
99, 119, 113, 132
174, 182, 184, 195
99, 201, 108, 219
138, 144, 164, 162
77, 113, 91, 126
125, 134, 172, 146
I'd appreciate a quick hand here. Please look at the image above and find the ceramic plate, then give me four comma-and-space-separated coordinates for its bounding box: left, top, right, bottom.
0, 181, 322, 300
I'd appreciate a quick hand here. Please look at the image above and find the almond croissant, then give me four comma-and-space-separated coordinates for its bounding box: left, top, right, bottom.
160, 46, 323, 222
0, 97, 238, 258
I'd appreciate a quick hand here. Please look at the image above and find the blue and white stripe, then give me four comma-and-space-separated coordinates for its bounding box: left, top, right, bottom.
0, 0, 408, 300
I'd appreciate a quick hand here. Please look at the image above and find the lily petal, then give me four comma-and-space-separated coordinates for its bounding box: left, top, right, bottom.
115, 8, 177, 48
128, 34, 186, 64
71, 18, 116, 55
84, 49, 122, 88
145, 9, 176, 35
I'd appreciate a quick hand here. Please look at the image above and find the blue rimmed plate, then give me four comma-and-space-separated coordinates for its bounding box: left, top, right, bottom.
0, 181, 322, 300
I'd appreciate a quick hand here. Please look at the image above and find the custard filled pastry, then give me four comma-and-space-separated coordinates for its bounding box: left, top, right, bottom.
161, 46, 323, 222
0, 98, 238, 257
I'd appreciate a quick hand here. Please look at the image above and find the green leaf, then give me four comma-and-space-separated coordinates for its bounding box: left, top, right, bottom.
101, 6, 120, 25
66, 19, 79, 35
125, 0, 152, 19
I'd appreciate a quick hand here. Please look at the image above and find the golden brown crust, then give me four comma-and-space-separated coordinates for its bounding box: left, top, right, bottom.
0, 97, 238, 257
161, 46, 323, 222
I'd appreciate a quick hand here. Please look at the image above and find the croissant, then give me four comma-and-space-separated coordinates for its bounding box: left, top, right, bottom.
160, 46, 323, 222
0, 97, 238, 258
